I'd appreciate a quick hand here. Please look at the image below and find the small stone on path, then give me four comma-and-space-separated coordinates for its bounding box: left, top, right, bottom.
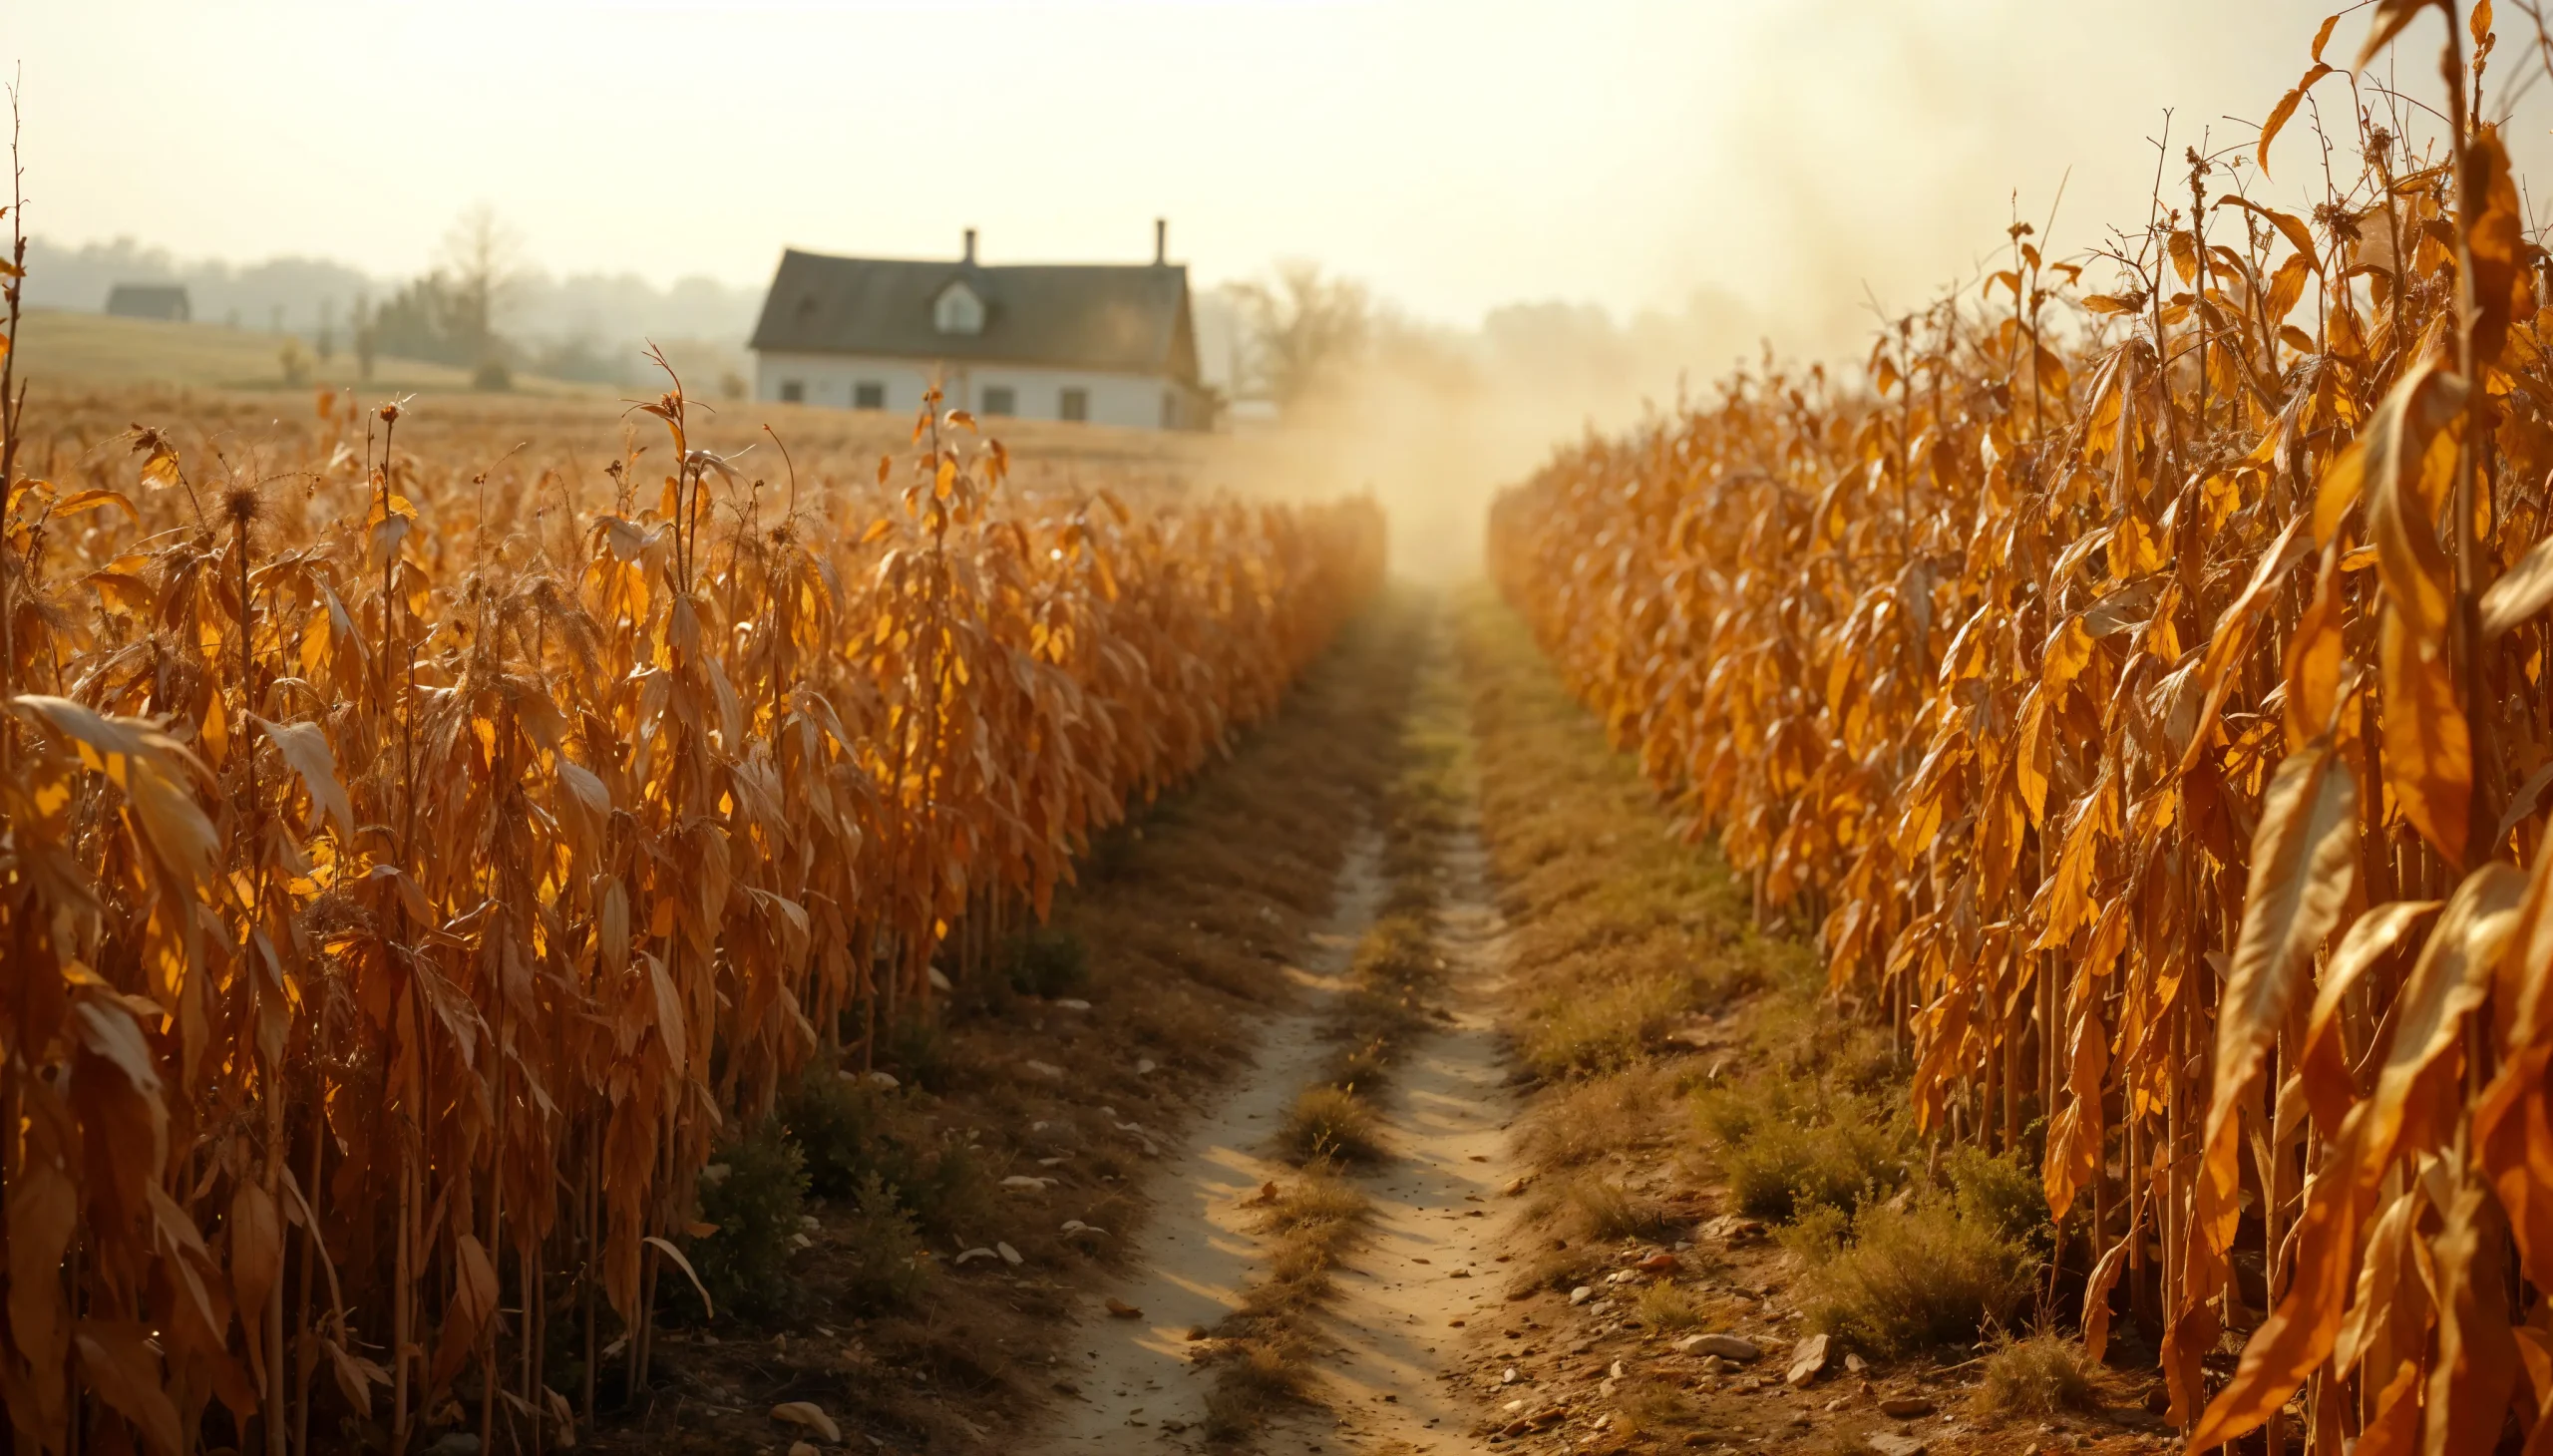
1680, 1333, 1762, 1361
1785, 1331, 1830, 1386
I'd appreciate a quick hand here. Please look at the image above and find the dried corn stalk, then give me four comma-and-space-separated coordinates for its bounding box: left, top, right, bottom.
0, 263, 1383, 1455
1493, 4, 2553, 1448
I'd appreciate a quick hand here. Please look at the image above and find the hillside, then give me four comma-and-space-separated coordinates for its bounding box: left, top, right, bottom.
8, 306, 605, 395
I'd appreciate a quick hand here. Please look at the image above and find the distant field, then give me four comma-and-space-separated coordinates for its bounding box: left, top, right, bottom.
17, 377, 1255, 508
9, 307, 607, 395
11, 311, 1315, 503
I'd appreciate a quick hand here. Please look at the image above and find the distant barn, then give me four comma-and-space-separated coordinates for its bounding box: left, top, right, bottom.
750, 221, 1209, 431
106, 284, 191, 322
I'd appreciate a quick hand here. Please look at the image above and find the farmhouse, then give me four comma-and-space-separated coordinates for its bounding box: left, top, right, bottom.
105, 283, 190, 322
749, 222, 1210, 431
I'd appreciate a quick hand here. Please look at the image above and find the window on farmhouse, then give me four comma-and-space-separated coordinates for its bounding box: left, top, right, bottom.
1060, 387, 1088, 422
855, 381, 885, 409
780, 380, 804, 404
982, 385, 1016, 416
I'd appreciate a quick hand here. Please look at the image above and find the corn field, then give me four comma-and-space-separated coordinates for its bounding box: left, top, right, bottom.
0, 181, 1384, 1452
1494, 3, 2553, 1449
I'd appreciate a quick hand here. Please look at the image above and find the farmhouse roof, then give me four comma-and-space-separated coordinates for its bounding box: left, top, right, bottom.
749, 249, 1199, 383
105, 283, 191, 321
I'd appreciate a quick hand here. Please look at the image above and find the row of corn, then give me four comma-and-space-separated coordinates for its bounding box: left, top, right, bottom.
0, 317, 1383, 1455
1492, 4, 2553, 1447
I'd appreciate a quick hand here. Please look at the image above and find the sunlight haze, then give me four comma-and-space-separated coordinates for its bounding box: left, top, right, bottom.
6, 0, 2487, 351
11, 7, 2553, 1450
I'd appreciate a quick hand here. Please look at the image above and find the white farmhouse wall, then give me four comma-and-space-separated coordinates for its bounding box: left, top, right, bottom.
755, 352, 1198, 430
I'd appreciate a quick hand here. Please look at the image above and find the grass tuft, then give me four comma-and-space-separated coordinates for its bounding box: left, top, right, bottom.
1615, 1376, 1698, 1433
1205, 1166, 1373, 1434
1977, 1328, 2104, 1415
1694, 1075, 1909, 1223
1520, 974, 1687, 1077
1773, 1202, 1853, 1265
874, 1009, 960, 1091
1202, 1338, 1311, 1439
686, 1123, 809, 1319
1563, 1175, 1678, 1243
1264, 1165, 1368, 1238
1795, 1196, 2036, 1355
834, 1170, 929, 1308
1715, 1106, 1906, 1222
1279, 1084, 1384, 1164
1633, 1280, 1708, 1332
776, 1060, 994, 1230
1523, 1062, 1675, 1167
1943, 1143, 2056, 1255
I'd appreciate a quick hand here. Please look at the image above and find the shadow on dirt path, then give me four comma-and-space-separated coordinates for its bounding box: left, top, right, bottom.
1258, 819, 1524, 1456
1030, 830, 1389, 1452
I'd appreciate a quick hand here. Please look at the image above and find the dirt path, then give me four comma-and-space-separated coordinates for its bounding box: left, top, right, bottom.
1030, 828, 1390, 1452
1259, 820, 1526, 1456
1032, 605, 1539, 1456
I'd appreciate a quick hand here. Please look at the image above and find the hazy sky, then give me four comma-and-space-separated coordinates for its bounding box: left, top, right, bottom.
7, 0, 2547, 351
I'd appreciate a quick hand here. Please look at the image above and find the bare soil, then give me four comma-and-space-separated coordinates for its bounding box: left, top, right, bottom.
1254, 825, 1526, 1456
1031, 832, 1388, 1452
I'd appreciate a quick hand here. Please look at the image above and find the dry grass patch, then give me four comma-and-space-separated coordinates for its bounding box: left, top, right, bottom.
1784, 1144, 2049, 1357
1633, 1280, 1709, 1332
1694, 1080, 1909, 1223
1520, 971, 1688, 1077
1259, 1166, 1368, 1295
1456, 588, 1800, 1118
1202, 1337, 1316, 1439
1204, 1165, 1374, 1434
1521, 1059, 1676, 1168
1506, 1172, 1682, 1298
1320, 911, 1438, 1088
1977, 1329, 2104, 1416
1279, 1085, 1384, 1164
1615, 1377, 1700, 1435
1564, 1175, 1680, 1243
1794, 1196, 2037, 1356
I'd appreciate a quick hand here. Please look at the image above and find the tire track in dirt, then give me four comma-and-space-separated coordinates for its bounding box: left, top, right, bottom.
1259, 821, 1526, 1456
1029, 829, 1389, 1452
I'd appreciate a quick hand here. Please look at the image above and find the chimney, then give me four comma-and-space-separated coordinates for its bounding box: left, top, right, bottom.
1154, 218, 1167, 266
963, 227, 977, 265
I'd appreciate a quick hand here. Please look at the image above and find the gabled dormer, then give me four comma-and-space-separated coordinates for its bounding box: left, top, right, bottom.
934, 227, 988, 336
934, 278, 985, 336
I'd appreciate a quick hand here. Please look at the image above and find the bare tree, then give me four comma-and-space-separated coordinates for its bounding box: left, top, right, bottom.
439, 203, 525, 376
1227, 260, 1370, 414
